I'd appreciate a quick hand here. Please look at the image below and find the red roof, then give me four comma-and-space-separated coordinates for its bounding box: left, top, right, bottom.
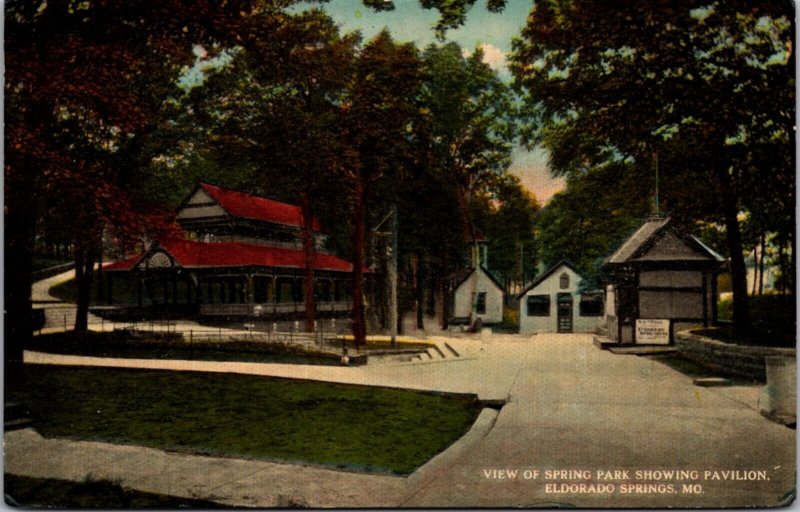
105, 239, 363, 273
103, 254, 143, 271
199, 182, 323, 231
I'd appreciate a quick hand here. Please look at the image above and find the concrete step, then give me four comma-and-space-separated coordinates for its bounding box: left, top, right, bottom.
607, 345, 677, 355
430, 345, 447, 360
444, 342, 460, 358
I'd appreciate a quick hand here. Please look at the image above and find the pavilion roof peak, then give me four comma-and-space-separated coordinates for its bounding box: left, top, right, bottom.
189, 182, 323, 232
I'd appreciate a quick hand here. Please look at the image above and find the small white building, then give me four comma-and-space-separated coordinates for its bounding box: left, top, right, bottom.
517, 260, 603, 334
452, 266, 505, 326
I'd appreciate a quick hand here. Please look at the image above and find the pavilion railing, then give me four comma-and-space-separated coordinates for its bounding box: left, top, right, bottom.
198, 301, 352, 317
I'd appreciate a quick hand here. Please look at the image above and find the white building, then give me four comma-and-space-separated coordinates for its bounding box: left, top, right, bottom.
452, 266, 505, 326
517, 260, 603, 334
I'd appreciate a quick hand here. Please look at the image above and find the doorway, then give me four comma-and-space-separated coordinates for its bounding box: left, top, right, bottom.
557, 293, 573, 333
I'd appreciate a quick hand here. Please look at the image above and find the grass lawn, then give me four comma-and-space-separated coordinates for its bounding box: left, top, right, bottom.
17, 364, 481, 475
29, 331, 343, 366
643, 353, 754, 384
4, 474, 228, 508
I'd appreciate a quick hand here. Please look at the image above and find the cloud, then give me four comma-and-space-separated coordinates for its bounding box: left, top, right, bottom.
462, 43, 507, 72
509, 146, 565, 204
478, 42, 507, 71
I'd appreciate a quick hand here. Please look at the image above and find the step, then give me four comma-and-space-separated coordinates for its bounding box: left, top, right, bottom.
608, 345, 677, 355
431, 345, 447, 360
444, 342, 460, 357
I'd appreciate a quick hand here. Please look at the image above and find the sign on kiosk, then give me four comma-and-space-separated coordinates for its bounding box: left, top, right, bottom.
636, 319, 670, 345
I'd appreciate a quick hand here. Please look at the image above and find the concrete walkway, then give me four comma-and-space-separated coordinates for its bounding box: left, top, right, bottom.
6, 334, 795, 508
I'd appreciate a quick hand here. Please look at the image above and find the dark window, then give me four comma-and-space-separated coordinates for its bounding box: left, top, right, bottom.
560, 273, 569, 289
527, 295, 550, 316
475, 292, 487, 314
579, 295, 603, 317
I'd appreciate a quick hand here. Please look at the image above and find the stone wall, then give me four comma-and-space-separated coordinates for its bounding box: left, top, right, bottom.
675, 330, 796, 382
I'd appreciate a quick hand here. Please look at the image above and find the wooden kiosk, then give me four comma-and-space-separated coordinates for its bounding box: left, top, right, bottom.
601, 216, 725, 345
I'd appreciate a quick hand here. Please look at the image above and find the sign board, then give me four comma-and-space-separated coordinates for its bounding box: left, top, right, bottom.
636, 319, 670, 345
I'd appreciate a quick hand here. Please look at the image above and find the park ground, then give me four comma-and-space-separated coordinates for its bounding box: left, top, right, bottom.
4, 330, 795, 508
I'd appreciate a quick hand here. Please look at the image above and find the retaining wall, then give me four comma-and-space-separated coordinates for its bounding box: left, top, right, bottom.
675, 330, 796, 382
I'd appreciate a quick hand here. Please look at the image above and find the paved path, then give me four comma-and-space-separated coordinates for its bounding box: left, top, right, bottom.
6, 334, 795, 508
32, 269, 109, 331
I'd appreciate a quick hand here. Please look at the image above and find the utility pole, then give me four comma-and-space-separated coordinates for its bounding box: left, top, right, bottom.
654, 152, 660, 217
389, 203, 398, 346
374, 206, 399, 347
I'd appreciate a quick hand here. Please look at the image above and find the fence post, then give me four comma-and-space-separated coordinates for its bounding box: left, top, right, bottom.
64, 314, 67, 333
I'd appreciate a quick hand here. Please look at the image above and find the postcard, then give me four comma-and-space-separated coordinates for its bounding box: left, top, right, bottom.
4, 0, 795, 508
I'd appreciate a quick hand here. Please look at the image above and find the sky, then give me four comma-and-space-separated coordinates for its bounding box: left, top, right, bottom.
301, 0, 564, 203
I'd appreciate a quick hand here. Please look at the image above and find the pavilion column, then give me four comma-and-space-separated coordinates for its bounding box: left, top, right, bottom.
137, 277, 143, 306
172, 274, 178, 305
228, 279, 237, 304
162, 273, 169, 304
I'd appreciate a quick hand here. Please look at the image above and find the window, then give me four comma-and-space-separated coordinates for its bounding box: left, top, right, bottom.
579, 295, 603, 317
475, 292, 487, 314
559, 272, 570, 289
527, 295, 550, 316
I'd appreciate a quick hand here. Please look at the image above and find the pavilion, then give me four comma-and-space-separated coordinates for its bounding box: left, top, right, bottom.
102, 182, 362, 319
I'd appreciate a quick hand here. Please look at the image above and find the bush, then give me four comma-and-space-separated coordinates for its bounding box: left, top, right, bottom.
713, 294, 795, 347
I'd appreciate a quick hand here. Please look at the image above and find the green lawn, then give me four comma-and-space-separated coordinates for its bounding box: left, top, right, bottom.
4, 474, 228, 508
17, 365, 481, 475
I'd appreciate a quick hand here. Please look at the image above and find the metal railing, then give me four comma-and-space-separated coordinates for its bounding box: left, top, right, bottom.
199, 301, 352, 317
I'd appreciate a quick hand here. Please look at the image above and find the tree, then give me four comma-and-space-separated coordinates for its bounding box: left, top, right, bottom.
509, 0, 794, 335
418, 42, 518, 327
532, 163, 652, 285
4, 0, 274, 388
471, 174, 540, 291
181, 9, 358, 332
340, 30, 424, 346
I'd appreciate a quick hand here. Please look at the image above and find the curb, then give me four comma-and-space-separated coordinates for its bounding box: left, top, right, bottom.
398, 407, 500, 505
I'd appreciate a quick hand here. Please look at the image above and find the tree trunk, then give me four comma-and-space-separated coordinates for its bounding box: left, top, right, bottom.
751, 245, 758, 296
788, 229, 795, 293
439, 248, 450, 330
415, 254, 425, 331
300, 193, 316, 332
4, 178, 36, 392
758, 230, 766, 295
74, 240, 97, 334
716, 167, 750, 337
96, 249, 105, 303
350, 177, 367, 348
777, 236, 786, 294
